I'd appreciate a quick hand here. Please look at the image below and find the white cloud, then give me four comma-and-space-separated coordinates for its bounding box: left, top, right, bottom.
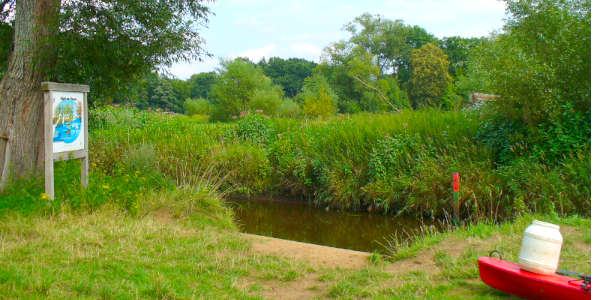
168, 57, 220, 80
290, 43, 322, 58
232, 44, 277, 62
380, 0, 506, 37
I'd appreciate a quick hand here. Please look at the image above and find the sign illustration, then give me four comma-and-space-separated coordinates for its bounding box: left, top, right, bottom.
51, 91, 85, 153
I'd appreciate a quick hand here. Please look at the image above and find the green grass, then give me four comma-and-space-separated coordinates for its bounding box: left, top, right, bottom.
0, 184, 312, 299
0, 106, 590, 299
316, 214, 590, 299
0, 179, 590, 299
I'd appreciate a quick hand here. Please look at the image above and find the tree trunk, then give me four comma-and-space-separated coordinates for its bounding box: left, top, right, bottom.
0, 0, 60, 190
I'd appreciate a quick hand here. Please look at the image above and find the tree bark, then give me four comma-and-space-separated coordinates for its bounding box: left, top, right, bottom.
0, 0, 60, 189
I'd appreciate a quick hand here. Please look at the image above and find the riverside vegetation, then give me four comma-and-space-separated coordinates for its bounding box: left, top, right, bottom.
0, 106, 589, 299
92, 107, 589, 222
0, 0, 590, 298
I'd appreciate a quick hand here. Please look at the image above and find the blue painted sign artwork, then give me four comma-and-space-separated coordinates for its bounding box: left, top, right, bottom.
53, 99, 81, 144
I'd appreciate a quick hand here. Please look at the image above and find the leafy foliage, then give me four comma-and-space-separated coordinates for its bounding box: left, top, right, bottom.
183, 98, 212, 116
50, 0, 214, 104
189, 72, 218, 99
344, 13, 437, 83
298, 74, 338, 118
258, 57, 317, 98
408, 43, 452, 108
474, 0, 590, 164
211, 58, 283, 121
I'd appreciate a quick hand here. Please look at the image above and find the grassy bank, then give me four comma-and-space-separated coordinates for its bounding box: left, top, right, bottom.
0, 185, 311, 299
0, 197, 589, 299
90, 107, 589, 221
0, 106, 590, 298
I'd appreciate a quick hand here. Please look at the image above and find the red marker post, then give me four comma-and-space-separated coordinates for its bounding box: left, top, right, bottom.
453, 172, 460, 194
453, 172, 460, 224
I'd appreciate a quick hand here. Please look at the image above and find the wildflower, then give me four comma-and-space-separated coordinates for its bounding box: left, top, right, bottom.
91, 162, 97, 167
255, 109, 263, 113
41, 193, 50, 200
102, 184, 110, 189
277, 133, 282, 138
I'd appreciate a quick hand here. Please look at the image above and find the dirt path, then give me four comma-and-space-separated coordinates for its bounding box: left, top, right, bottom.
243, 233, 372, 269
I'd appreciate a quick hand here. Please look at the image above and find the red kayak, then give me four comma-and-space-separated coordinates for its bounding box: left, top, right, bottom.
478, 256, 591, 300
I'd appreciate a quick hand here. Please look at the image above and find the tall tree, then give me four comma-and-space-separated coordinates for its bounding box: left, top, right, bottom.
189, 72, 218, 100
476, 0, 590, 163
439, 36, 486, 77
408, 43, 452, 108
0, 0, 60, 189
257, 57, 317, 98
0, 0, 213, 189
344, 13, 436, 82
211, 58, 282, 121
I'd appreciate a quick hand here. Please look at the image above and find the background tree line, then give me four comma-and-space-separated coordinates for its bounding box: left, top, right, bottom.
101, 12, 490, 119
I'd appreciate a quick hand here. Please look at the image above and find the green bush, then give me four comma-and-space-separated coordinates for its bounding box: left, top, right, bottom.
211, 143, 272, 194
121, 143, 159, 175
234, 113, 275, 144
276, 98, 301, 118
183, 98, 212, 116
298, 74, 338, 118
248, 87, 284, 116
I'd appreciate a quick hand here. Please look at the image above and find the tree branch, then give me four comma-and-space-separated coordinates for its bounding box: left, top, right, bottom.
351, 75, 401, 112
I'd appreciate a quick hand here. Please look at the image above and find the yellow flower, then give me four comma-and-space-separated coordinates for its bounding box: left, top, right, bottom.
91, 162, 97, 167
102, 184, 110, 189
41, 193, 50, 200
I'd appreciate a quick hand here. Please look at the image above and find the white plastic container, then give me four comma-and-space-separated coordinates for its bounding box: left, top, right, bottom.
518, 220, 563, 275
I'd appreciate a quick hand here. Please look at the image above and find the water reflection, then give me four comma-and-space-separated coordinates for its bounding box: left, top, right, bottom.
229, 196, 433, 253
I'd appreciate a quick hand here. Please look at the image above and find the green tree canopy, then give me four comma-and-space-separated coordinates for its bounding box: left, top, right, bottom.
344, 13, 437, 83
408, 43, 452, 108
298, 74, 338, 118
211, 58, 283, 121
189, 72, 219, 100
318, 44, 394, 113
0, 0, 213, 104
257, 57, 317, 98
474, 0, 590, 163
439, 36, 487, 77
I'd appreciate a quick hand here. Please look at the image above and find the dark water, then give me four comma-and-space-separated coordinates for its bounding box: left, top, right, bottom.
229, 196, 433, 253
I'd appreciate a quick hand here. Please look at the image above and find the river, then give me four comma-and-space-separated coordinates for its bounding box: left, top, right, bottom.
229, 196, 435, 253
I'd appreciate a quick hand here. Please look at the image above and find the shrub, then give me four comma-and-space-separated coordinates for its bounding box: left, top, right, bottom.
276, 98, 301, 118
234, 113, 275, 144
211, 143, 272, 194
121, 143, 159, 175
298, 74, 338, 118
183, 98, 212, 116
248, 87, 284, 116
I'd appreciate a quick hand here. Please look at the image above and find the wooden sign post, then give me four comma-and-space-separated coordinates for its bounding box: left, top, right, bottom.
42, 82, 90, 200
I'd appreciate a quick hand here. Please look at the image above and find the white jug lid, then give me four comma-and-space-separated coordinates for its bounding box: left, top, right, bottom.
533, 220, 560, 230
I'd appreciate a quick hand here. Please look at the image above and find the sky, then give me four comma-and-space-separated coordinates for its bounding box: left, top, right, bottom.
168, 0, 508, 79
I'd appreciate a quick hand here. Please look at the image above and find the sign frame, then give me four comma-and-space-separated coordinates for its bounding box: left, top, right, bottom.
42, 82, 90, 200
